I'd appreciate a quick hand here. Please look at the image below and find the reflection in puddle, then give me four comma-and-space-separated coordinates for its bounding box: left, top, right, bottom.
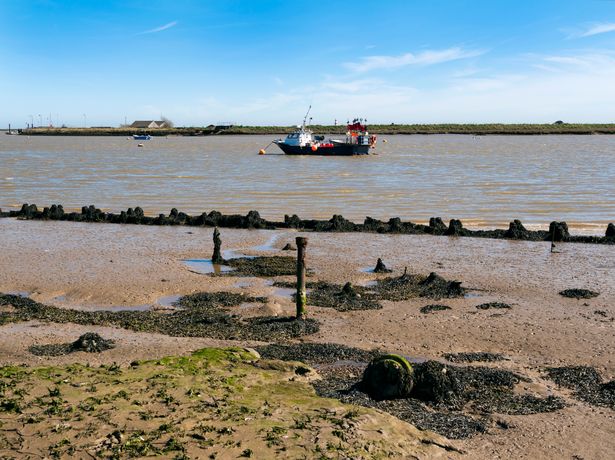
464, 292, 482, 299
273, 287, 296, 298
251, 233, 283, 252
183, 259, 233, 274
156, 294, 182, 308
272, 287, 310, 299
234, 280, 253, 288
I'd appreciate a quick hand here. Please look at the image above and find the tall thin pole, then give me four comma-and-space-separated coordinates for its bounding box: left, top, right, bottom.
295, 237, 308, 319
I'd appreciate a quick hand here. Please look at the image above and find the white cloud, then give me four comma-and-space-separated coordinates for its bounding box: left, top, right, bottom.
137, 21, 178, 35
344, 47, 484, 72
578, 23, 615, 37
138, 51, 615, 125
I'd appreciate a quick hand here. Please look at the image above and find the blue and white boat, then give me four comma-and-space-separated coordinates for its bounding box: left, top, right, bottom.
132, 134, 152, 140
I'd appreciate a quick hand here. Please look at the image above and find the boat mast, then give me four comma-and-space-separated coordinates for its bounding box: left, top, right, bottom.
302, 105, 312, 129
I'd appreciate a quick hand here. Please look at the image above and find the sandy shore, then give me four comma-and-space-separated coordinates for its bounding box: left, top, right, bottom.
1, 218, 614, 458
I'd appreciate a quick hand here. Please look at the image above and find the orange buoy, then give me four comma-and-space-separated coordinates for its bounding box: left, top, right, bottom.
259, 149, 266, 155
311, 145, 318, 151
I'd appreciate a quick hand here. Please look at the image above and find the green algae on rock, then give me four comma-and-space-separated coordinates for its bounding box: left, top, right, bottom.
0, 347, 456, 458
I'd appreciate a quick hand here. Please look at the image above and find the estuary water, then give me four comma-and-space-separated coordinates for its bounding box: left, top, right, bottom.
1, 134, 614, 232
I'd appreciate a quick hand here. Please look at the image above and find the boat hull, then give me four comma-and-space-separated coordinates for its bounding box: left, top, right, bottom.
275, 143, 371, 156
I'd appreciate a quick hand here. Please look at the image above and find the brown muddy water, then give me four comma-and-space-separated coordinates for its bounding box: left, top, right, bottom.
1, 134, 614, 231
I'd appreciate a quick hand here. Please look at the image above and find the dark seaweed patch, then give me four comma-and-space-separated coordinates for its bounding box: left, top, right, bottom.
443, 352, 505, 363
274, 270, 465, 312
29, 333, 116, 357
255, 342, 380, 365
420, 304, 451, 314
545, 366, 615, 409
303, 282, 381, 312
0, 293, 318, 341
375, 271, 465, 301
261, 343, 564, 439
475, 302, 511, 310
225, 256, 296, 277
559, 289, 600, 299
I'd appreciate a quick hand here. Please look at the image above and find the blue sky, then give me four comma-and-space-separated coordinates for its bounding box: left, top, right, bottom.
2, 0, 615, 127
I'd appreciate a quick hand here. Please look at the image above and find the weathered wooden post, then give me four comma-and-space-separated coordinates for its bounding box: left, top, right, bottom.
212, 227, 223, 263
296, 237, 308, 319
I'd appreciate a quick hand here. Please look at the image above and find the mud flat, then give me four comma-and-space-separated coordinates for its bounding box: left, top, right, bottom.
1, 219, 615, 459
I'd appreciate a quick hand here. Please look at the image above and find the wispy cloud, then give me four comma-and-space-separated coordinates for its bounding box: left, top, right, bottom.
570, 22, 615, 38
137, 20, 178, 35
344, 47, 484, 72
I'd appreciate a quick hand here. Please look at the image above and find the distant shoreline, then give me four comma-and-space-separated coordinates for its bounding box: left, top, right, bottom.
10, 123, 615, 136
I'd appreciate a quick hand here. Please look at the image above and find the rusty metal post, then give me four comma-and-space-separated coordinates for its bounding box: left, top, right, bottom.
296, 237, 308, 319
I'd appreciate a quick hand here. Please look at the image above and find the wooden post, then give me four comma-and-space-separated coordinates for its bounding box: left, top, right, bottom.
212, 227, 223, 263
296, 237, 308, 319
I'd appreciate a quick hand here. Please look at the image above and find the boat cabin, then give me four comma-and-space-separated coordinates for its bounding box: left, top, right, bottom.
283, 127, 314, 147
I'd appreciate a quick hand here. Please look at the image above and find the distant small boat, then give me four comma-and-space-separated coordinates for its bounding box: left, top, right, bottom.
132, 134, 151, 140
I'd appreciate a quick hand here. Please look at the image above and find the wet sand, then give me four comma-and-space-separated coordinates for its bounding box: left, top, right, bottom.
1, 218, 614, 458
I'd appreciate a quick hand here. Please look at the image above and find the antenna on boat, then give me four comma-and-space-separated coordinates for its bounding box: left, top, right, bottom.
302, 105, 312, 128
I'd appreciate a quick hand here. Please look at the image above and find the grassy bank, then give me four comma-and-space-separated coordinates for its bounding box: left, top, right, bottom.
18, 123, 615, 136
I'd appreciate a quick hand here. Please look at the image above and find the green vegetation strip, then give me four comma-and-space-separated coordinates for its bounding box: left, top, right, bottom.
21, 123, 615, 136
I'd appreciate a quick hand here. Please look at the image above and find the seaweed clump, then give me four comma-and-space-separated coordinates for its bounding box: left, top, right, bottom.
420, 304, 451, 314
225, 256, 296, 277
273, 270, 465, 312
255, 342, 380, 365
280, 281, 382, 312
261, 344, 565, 439
29, 333, 116, 357
559, 289, 600, 299
376, 270, 465, 301
0, 293, 319, 341
313, 359, 564, 439
475, 302, 511, 310
443, 352, 506, 363
545, 366, 615, 409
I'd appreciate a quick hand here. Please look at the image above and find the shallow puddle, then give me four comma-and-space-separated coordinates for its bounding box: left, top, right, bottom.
156, 294, 182, 308
272, 287, 296, 298
5, 291, 30, 297
183, 258, 233, 274
251, 233, 283, 252
464, 292, 482, 299
234, 280, 253, 288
